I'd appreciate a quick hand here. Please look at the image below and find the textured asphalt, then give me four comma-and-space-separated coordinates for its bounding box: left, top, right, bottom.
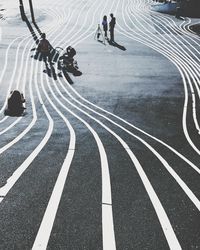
0, 0, 200, 249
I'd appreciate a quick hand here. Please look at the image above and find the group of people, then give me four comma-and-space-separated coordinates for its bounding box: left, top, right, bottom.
102, 13, 116, 42
37, 13, 117, 68
4, 14, 117, 117
36, 33, 79, 74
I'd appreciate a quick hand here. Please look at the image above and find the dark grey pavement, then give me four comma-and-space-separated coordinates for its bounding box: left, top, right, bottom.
0, 0, 200, 249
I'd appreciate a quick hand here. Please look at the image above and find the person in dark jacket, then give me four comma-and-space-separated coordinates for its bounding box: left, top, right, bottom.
109, 13, 116, 42
102, 15, 108, 39
37, 33, 52, 65
4, 90, 26, 116
57, 46, 77, 76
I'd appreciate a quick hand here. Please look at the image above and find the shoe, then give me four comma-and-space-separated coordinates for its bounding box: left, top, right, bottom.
58, 72, 62, 77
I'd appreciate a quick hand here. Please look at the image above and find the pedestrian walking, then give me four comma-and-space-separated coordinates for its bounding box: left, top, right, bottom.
102, 15, 108, 39
37, 33, 52, 66
109, 13, 116, 42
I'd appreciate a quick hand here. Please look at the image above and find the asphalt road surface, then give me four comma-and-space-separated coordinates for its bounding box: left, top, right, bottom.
0, 0, 200, 249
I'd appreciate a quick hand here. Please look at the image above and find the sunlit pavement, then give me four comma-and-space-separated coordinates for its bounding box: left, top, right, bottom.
0, 0, 200, 249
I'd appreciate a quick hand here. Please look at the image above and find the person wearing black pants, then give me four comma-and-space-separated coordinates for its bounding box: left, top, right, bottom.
102, 15, 108, 39
109, 13, 116, 42
37, 33, 52, 66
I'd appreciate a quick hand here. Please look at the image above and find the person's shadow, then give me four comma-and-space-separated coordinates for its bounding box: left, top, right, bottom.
23, 13, 59, 64
23, 14, 74, 83
43, 63, 57, 80
108, 40, 126, 51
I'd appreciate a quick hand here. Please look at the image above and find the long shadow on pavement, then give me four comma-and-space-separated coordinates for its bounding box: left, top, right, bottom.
108, 40, 126, 51
24, 16, 40, 45
23, 14, 74, 83
33, 21, 43, 36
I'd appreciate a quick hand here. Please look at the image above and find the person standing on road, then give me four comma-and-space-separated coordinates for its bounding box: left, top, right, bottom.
37, 33, 52, 66
102, 15, 108, 39
109, 13, 116, 42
